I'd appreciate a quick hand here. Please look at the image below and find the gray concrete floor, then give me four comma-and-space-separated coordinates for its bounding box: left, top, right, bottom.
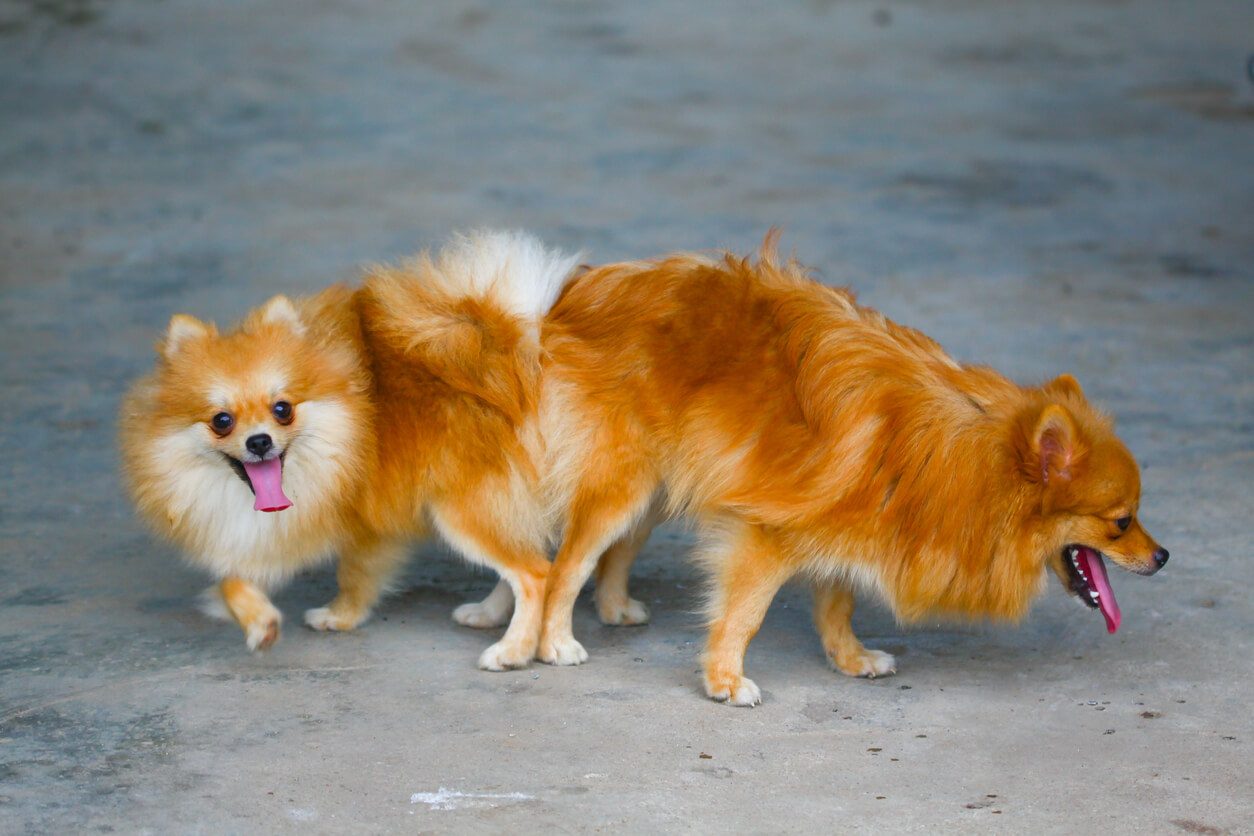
2, 0, 1253, 833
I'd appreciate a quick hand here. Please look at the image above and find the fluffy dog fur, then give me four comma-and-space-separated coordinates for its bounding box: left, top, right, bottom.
119, 231, 605, 668
534, 241, 1167, 705
121, 232, 1166, 704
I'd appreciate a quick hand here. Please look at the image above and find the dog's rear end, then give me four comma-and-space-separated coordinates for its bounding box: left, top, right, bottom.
315, 231, 585, 670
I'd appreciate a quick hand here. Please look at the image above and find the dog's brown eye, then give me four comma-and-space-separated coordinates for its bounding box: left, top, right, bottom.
210, 411, 235, 435
272, 401, 294, 425
1116, 516, 1131, 532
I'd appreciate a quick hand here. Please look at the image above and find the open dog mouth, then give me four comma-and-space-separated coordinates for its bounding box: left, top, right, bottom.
221, 452, 292, 513
1062, 545, 1121, 634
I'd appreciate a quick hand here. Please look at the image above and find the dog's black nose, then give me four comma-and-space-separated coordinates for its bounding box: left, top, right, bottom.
246, 433, 273, 457
1152, 548, 1169, 570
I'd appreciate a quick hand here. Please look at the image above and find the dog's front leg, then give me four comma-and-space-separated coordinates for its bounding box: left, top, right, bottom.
305, 537, 409, 633
217, 576, 282, 652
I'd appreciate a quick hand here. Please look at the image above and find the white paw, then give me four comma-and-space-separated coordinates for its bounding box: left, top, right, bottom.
834, 649, 897, 678
705, 674, 761, 707
244, 612, 281, 652
303, 606, 358, 632
478, 640, 535, 671
453, 600, 511, 629
537, 635, 589, 666
597, 597, 651, 626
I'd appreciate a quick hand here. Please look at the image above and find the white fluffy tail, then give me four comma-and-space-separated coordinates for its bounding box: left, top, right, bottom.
423, 230, 582, 321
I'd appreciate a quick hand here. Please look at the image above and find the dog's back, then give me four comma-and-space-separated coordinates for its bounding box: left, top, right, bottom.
545, 248, 1011, 526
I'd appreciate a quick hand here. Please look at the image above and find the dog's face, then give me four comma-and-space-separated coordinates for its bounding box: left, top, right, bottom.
143, 295, 366, 514
191, 345, 302, 513
1025, 382, 1167, 633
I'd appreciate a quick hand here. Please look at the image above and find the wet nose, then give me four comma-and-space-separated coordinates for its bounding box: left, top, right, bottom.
245, 433, 273, 457
1152, 548, 1169, 571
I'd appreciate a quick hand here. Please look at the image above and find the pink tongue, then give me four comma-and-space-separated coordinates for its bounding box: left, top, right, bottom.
242, 458, 292, 512
1075, 547, 1121, 634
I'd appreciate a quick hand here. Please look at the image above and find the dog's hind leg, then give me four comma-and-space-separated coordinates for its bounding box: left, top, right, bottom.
538, 472, 657, 666
812, 578, 896, 678
700, 522, 794, 707
453, 578, 515, 628
305, 537, 410, 632
431, 504, 550, 671
593, 501, 661, 626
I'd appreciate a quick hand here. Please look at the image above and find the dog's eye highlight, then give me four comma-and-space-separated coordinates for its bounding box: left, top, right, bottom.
210, 411, 235, 436
1116, 516, 1131, 532
272, 401, 294, 425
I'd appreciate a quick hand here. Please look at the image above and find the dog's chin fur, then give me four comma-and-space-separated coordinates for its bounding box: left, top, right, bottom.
535, 240, 1165, 704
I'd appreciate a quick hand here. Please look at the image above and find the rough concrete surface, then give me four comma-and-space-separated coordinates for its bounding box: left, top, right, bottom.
2, 0, 1252, 833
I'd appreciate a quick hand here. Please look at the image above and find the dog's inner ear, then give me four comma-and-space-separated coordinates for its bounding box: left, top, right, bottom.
162, 314, 210, 359
1033, 404, 1077, 484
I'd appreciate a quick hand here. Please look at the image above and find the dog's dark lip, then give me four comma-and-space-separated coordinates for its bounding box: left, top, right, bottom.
222, 453, 251, 492
1061, 544, 1124, 634
1062, 545, 1101, 609
221, 451, 286, 496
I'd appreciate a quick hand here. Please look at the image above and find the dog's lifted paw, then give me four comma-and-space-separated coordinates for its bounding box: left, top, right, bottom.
244, 611, 281, 652
596, 596, 651, 627
832, 648, 897, 679
453, 599, 511, 629
478, 640, 535, 671
537, 635, 589, 667
704, 673, 762, 707
303, 606, 364, 632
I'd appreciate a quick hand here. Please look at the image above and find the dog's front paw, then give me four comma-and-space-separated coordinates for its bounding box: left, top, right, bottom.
478, 639, 535, 671
537, 635, 589, 666
832, 648, 897, 679
453, 600, 511, 629
704, 672, 762, 707
303, 605, 365, 632
244, 609, 281, 652
596, 596, 650, 626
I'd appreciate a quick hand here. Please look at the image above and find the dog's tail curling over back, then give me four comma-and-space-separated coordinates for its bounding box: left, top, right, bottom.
361, 230, 582, 423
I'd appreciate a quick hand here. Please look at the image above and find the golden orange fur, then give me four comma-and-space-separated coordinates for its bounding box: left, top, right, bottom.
121, 231, 1166, 701
535, 242, 1167, 705
119, 232, 609, 668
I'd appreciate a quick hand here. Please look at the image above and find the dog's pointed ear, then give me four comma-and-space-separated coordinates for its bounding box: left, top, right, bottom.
1044, 373, 1083, 399
259, 295, 305, 334
1033, 404, 1077, 485
162, 314, 211, 359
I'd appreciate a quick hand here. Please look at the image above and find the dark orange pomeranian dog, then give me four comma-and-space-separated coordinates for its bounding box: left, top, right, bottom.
535, 240, 1167, 705
119, 232, 607, 668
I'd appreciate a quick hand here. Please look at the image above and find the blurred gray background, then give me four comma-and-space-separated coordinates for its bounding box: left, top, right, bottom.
2, 0, 1252, 832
